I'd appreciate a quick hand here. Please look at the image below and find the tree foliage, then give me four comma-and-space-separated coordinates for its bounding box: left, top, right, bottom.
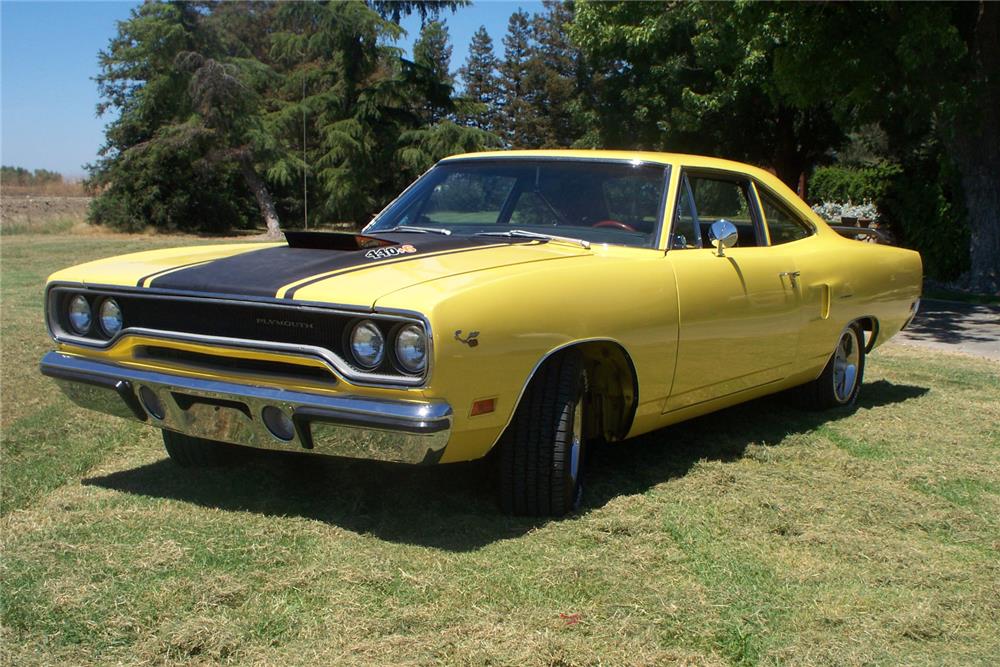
742, 1, 998, 290
458, 26, 501, 134
1, 166, 64, 187
89, 0, 492, 234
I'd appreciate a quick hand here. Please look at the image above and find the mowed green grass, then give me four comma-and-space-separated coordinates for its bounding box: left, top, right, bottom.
2, 233, 999, 666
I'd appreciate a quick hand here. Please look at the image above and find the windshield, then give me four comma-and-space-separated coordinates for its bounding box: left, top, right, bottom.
366, 159, 669, 248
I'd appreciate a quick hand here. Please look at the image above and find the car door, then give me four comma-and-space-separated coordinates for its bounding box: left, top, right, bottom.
664, 171, 802, 412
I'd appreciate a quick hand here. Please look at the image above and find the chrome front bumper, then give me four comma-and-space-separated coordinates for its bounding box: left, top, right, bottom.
40, 352, 452, 464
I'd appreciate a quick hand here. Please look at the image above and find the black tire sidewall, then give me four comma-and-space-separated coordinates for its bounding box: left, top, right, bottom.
496, 350, 589, 516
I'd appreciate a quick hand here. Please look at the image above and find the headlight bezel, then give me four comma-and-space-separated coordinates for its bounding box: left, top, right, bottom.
348, 319, 386, 370
98, 297, 123, 337
67, 294, 93, 335
393, 323, 428, 374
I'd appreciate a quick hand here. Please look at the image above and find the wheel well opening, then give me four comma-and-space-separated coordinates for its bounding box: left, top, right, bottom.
856, 316, 879, 352
575, 341, 639, 443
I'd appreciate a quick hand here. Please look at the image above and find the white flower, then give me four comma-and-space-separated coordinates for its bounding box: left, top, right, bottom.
811, 200, 880, 223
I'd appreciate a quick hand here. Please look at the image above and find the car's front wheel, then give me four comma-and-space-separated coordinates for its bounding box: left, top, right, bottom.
799, 323, 866, 409
496, 350, 588, 516
161, 429, 245, 467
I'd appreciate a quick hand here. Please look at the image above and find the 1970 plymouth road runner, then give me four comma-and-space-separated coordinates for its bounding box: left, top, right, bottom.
41, 150, 922, 515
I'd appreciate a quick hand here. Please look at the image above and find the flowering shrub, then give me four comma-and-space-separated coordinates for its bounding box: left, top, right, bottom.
811, 200, 880, 223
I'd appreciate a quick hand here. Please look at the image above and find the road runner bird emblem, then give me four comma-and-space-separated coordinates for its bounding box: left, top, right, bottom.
454, 330, 480, 347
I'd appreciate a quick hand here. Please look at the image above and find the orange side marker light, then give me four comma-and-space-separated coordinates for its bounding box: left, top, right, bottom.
470, 398, 496, 416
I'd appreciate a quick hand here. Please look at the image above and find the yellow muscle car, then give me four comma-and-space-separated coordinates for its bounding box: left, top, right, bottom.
40, 150, 922, 516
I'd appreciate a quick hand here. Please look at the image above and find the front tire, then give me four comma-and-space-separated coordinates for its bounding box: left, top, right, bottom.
497, 350, 588, 516
799, 323, 866, 410
162, 430, 244, 467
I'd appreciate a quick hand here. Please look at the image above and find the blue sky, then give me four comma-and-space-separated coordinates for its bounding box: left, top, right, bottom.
0, 1, 539, 178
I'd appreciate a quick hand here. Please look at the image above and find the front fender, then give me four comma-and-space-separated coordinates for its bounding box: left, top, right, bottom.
375, 251, 679, 462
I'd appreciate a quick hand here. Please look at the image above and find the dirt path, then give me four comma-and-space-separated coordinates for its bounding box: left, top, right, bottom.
892, 298, 1000, 361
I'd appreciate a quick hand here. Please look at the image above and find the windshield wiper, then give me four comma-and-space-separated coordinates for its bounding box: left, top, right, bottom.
382, 225, 452, 235
475, 229, 591, 249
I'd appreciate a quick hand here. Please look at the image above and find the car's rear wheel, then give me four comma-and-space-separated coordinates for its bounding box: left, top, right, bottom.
799, 323, 866, 410
161, 429, 245, 467
497, 350, 588, 516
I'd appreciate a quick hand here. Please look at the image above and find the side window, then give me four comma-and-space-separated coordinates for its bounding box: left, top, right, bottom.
759, 188, 813, 245
671, 175, 701, 249
687, 175, 761, 247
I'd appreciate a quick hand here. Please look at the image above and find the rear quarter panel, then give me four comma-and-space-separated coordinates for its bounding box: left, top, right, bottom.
794, 233, 922, 373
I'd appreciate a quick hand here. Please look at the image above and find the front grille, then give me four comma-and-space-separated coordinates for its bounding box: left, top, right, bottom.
49, 287, 424, 382
116, 294, 349, 351
137, 346, 337, 385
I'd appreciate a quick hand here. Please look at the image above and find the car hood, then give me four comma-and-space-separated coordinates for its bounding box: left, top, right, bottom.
48, 232, 590, 307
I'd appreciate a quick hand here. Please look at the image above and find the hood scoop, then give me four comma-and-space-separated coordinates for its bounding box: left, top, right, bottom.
283, 230, 393, 251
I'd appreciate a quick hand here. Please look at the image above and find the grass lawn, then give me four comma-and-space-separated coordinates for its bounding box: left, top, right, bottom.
2, 233, 999, 666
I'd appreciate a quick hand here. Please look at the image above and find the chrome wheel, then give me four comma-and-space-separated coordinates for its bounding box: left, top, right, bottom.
832, 328, 861, 403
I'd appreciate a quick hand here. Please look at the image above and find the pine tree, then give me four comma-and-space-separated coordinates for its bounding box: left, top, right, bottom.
458, 26, 501, 134
527, 0, 583, 147
499, 9, 538, 148
412, 20, 454, 123
89, 2, 263, 233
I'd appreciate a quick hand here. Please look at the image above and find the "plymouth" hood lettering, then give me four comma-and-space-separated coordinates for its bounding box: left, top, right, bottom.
256, 317, 315, 329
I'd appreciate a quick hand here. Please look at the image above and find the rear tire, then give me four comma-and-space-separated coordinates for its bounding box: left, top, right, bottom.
798, 323, 866, 410
497, 350, 588, 516
162, 430, 244, 467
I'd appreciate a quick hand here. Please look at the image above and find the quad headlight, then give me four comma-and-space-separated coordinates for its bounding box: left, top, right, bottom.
67, 295, 92, 335
98, 298, 123, 337
350, 320, 385, 369
394, 324, 427, 373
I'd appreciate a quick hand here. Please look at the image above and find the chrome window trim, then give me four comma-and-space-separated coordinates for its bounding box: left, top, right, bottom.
667, 172, 704, 250
45, 283, 433, 388
437, 156, 673, 167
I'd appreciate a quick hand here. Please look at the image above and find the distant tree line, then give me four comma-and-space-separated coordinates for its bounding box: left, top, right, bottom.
2, 166, 64, 187
90, 0, 998, 292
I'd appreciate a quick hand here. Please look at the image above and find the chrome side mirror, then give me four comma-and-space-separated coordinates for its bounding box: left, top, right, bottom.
708, 219, 738, 257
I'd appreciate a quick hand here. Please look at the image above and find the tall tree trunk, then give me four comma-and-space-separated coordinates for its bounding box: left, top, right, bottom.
772, 106, 807, 196
949, 0, 1000, 294
240, 156, 281, 239
950, 132, 1000, 294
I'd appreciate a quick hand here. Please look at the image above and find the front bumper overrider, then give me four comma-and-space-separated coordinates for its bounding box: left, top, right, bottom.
40, 351, 452, 464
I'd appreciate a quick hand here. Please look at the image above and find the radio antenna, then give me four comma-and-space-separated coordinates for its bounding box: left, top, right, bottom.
302, 74, 308, 229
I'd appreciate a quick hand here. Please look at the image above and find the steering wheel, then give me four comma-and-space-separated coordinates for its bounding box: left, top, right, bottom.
591, 219, 638, 232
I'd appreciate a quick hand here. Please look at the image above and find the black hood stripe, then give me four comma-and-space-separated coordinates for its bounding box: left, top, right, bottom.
146, 234, 520, 299
137, 260, 213, 287
280, 243, 510, 299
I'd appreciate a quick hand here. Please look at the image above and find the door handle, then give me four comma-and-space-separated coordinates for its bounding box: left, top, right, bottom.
779, 270, 800, 287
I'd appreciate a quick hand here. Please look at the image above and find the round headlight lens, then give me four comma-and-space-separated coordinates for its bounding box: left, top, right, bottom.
99, 298, 123, 337
67, 295, 92, 334
350, 320, 385, 369
394, 324, 427, 373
